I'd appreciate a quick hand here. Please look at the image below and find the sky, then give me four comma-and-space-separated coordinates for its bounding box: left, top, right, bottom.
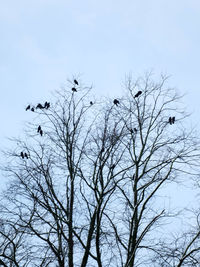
0, 0, 200, 206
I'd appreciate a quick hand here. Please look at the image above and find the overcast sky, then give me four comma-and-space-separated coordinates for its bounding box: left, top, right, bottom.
1, 0, 200, 203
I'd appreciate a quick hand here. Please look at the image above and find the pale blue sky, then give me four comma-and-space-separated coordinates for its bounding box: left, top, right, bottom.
1, 1, 200, 177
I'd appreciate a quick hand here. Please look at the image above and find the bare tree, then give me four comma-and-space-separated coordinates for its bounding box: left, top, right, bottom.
1, 74, 200, 266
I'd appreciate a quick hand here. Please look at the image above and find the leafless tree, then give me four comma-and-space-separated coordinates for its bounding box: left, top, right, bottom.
0, 74, 200, 266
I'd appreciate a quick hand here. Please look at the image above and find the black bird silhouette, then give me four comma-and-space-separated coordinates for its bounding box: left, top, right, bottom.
172, 117, 175, 124
26, 105, 30, 111
168, 117, 172, 125
24, 153, 28, 159
101, 147, 105, 153
36, 103, 44, 109
74, 79, 79, 85
37, 125, 41, 133
44, 101, 48, 108
31, 107, 35, 112
130, 128, 133, 134
20, 152, 24, 159
39, 129, 43, 136
134, 91, 142, 98
134, 128, 137, 133
72, 87, 77, 92
46, 102, 50, 109
90, 101, 93, 105
113, 99, 119, 106
110, 164, 116, 169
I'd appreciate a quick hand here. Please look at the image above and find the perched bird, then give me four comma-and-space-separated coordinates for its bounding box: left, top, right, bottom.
36, 103, 44, 109
24, 153, 28, 159
113, 99, 119, 106
134, 91, 142, 98
110, 164, 116, 169
20, 152, 24, 159
101, 147, 105, 153
172, 117, 175, 124
74, 79, 79, 85
72, 87, 77, 92
90, 101, 93, 105
40, 129, 43, 136
168, 117, 172, 125
26, 105, 30, 111
130, 128, 133, 134
134, 128, 137, 133
44, 102, 50, 109
37, 125, 41, 133
31, 107, 35, 112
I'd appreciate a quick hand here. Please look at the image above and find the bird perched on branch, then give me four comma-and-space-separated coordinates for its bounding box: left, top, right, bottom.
24, 153, 28, 159
134, 91, 142, 98
168, 117, 175, 125
36, 103, 44, 109
26, 105, 30, 111
90, 101, 93, 105
31, 107, 35, 112
72, 87, 77, 92
39, 129, 43, 136
37, 125, 41, 133
44, 101, 50, 109
113, 99, 119, 106
74, 79, 79, 85
20, 152, 24, 159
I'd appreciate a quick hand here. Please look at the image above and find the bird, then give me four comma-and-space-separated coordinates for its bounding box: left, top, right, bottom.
172, 117, 175, 124
168, 117, 172, 125
72, 87, 77, 92
130, 128, 133, 134
24, 153, 28, 159
90, 101, 93, 105
20, 152, 24, 159
31, 107, 35, 112
36, 103, 44, 109
39, 129, 43, 136
110, 164, 116, 170
113, 99, 119, 106
37, 125, 41, 133
134, 128, 137, 133
74, 79, 79, 85
134, 91, 142, 98
101, 147, 105, 153
26, 105, 30, 111
44, 102, 50, 109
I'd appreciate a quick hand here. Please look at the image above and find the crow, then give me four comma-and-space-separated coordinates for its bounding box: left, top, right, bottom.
172, 117, 175, 124
74, 79, 79, 85
40, 129, 43, 136
113, 99, 119, 106
37, 125, 41, 133
90, 101, 93, 105
24, 153, 28, 159
168, 117, 172, 125
110, 164, 116, 169
46, 102, 50, 109
31, 107, 35, 112
26, 105, 30, 111
101, 147, 105, 153
36, 103, 44, 109
134, 91, 142, 98
20, 152, 24, 159
72, 87, 77, 92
